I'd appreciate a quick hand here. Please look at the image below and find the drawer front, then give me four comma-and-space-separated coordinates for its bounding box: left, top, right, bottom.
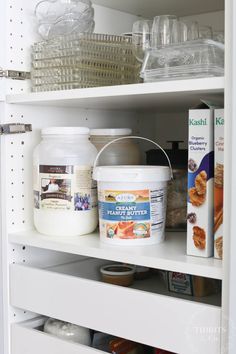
11, 319, 105, 354
10, 264, 221, 354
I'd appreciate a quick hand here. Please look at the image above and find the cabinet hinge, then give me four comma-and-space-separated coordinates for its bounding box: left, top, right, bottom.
0, 123, 32, 135
0, 68, 30, 80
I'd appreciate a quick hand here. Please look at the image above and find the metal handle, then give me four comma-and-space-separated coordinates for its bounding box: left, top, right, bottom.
93, 135, 173, 179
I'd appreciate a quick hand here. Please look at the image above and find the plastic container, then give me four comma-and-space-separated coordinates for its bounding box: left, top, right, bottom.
146, 141, 188, 230
100, 264, 135, 286
93, 137, 172, 246
141, 39, 224, 82
90, 129, 141, 165
134, 266, 150, 280
44, 318, 91, 345
33, 126, 98, 236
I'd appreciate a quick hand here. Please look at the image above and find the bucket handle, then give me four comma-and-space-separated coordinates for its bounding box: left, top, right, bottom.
93, 136, 173, 179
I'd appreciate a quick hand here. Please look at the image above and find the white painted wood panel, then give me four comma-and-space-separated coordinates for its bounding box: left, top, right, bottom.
6, 78, 224, 111
221, 1, 236, 353
11, 318, 105, 354
10, 263, 221, 353
9, 231, 222, 279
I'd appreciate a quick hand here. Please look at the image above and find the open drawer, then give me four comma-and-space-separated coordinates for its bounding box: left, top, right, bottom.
10, 259, 221, 354
11, 317, 105, 354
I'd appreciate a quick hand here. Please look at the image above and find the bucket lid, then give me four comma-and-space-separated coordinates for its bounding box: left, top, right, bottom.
42, 127, 89, 136
93, 165, 171, 182
90, 128, 132, 136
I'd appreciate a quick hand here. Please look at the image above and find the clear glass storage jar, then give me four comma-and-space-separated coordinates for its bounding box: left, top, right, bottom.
146, 140, 187, 231
33, 127, 98, 236
90, 128, 141, 165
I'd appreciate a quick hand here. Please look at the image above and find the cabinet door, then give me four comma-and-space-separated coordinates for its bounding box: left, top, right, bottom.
222, 0, 236, 353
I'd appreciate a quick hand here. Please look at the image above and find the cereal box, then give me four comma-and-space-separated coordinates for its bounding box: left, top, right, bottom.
167, 271, 220, 297
187, 101, 216, 257
214, 109, 224, 259
168, 272, 193, 295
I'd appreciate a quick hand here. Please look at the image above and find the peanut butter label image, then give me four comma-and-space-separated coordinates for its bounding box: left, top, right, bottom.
99, 188, 166, 240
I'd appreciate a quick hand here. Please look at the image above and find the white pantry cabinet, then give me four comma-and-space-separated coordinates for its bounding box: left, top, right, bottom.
1, 0, 236, 353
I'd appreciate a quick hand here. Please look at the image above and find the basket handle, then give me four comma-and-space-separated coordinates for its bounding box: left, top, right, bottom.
93, 136, 173, 179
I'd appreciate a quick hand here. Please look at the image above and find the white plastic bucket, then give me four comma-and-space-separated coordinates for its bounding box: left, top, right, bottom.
93, 137, 172, 246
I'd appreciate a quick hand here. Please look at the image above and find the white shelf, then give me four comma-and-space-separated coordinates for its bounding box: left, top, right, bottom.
6, 78, 224, 112
93, 0, 224, 18
9, 230, 222, 279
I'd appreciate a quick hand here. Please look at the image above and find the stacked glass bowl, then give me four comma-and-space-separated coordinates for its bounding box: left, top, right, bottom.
35, 0, 95, 39
31, 33, 141, 92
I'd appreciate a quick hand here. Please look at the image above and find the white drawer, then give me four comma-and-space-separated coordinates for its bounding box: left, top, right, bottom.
11, 317, 105, 354
10, 260, 221, 354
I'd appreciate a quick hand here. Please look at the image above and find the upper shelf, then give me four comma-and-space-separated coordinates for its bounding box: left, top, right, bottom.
7, 77, 224, 112
9, 230, 222, 279
93, 0, 224, 18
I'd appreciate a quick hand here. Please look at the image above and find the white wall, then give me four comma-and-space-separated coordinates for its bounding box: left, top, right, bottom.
94, 4, 138, 35
181, 10, 224, 31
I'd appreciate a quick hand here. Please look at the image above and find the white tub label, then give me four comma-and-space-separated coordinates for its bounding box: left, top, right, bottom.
34, 165, 97, 211
99, 189, 165, 240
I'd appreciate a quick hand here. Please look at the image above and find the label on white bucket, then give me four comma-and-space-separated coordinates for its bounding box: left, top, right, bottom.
34, 165, 97, 211
98, 188, 165, 240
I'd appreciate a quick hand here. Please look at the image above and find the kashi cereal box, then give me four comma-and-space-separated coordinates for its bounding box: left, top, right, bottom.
214, 109, 224, 259
187, 101, 217, 257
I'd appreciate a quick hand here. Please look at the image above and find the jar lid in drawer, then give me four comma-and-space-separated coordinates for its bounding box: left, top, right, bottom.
101, 264, 135, 276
